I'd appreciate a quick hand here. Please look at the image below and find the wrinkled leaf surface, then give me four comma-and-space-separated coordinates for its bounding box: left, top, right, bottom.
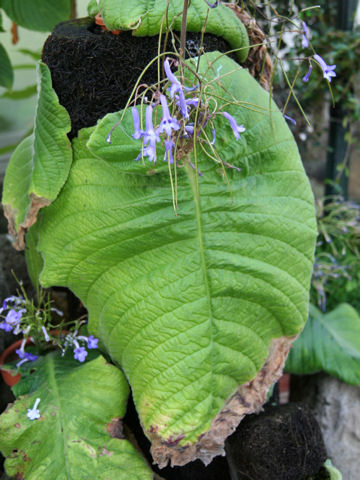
0, 353, 152, 479
2, 62, 72, 248
34, 53, 317, 447
89, 0, 249, 61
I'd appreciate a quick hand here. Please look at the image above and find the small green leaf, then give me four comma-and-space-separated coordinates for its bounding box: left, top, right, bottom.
2, 61, 72, 249
286, 303, 360, 385
96, 0, 249, 61
0, 42, 14, 89
0, 353, 152, 479
1, 0, 71, 32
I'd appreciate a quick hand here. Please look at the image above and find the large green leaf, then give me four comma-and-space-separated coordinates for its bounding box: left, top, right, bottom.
33, 52, 316, 463
2, 61, 72, 250
0, 42, 13, 89
286, 303, 360, 385
0, 353, 152, 479
89, 0, 249, 62
1, 0, 71, 32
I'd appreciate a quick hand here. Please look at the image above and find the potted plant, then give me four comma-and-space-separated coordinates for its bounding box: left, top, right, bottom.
0, 0, 344, 478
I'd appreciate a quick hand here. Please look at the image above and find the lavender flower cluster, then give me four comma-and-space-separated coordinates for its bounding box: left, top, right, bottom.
109, 58, 246, 167
0, 294, 98, 367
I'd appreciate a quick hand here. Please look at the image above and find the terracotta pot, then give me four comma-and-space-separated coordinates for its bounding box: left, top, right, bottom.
0, 337, 33, 387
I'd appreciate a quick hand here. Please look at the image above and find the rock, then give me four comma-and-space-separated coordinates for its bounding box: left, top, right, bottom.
225, 402, 327, 480
291, 373, 360, 480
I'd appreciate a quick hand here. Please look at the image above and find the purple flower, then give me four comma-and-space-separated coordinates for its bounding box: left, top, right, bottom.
136, 105, 161, 163
211, 128, 216, 145
0, 309, 24, 332
73, 346, 88, 362
132, 107, 143, 140
0, 321, 13, 332
87, 335, 98, 349
302, 63, 313, 82
164, 58, 182, 98
164, 58, 189, 119
221, 112, 246, 140
283, 114, 296, 125
41, 326, 50, 342
2, 295, 22, 310
314, 54, 336, 82
185, 98, 199, 108
175, 90, 189, 119
5, 309, 23, 325
16, 349, 38, 368
164, 138, 175, 164
301, 21, 309, 49
157, 95, 180, 137
27, 398, 41, 420
184, 124, 194, 137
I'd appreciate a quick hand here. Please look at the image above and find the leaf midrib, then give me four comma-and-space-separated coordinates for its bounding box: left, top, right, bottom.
46, 355, 71, 479
186, 162, 215, 409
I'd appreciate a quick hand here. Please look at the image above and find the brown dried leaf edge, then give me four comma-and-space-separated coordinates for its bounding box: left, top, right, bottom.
3, 194, 51, 251
149, 335, 296, 468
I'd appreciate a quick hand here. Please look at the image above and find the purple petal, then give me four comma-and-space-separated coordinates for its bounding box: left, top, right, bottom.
164, 58, 181, 89
157, 94, 180, 137
283, 114, 297, 125
132, 107, 143, 140
164, 138, 175, 164
314, 54, 336, 82
73, 346, 88, 362
0, 321, 13, 332
302, 63, 313, 82
301, 21, 309, 49
221, 112, 246, 140
5, 309, 23, 325
87, 335, 98, 349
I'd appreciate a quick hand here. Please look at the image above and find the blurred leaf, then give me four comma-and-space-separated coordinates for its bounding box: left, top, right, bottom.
1, 84, 37, 100
1, 0, 71, 32
286, 303, 360, 385
0, 11, 5, 32
0, 42, 14, 89
0, 127, 33, 155
13, 63, 37, 70
18, 48, 42, 60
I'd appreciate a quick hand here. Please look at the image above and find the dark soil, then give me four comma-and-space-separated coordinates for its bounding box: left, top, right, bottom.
225, 402, 327, 480
42, 17, 237, 139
